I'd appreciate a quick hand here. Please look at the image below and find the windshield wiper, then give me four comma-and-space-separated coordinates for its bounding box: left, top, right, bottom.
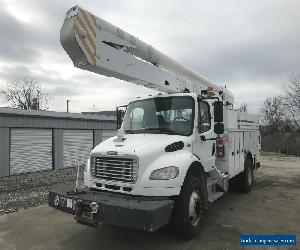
140, 128, 160, 134
124, 129, 159, 134
157, 127, 176, 135
124, 128, 176, 135
142, 127, 176, 135
124, 130, 134, 134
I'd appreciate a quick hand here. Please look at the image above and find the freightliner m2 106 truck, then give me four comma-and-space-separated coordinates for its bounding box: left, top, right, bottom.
49, 6, 260, 239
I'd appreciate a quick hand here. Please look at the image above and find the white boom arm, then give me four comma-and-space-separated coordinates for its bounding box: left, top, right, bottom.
60, 6, 233, 103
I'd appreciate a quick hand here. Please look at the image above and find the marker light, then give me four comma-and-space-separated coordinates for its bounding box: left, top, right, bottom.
207, 86, 214, 92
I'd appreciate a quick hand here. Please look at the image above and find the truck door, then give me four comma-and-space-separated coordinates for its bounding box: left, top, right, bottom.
193, 101, 215, 171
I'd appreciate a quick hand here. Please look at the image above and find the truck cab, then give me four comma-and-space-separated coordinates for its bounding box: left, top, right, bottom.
85, 93, 222, 197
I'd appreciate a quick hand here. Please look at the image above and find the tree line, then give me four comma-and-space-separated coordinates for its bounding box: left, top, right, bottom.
260, 74, 300, 134
0, 77, 50, 110
258, 74, 300, 155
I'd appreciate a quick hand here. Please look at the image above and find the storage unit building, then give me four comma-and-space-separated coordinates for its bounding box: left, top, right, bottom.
0, 108, 116, 177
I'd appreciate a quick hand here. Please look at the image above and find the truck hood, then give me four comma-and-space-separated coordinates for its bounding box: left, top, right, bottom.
91, 133, 190, 157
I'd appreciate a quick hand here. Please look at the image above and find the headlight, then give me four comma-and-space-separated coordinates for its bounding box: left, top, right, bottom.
149, 166, 179, 180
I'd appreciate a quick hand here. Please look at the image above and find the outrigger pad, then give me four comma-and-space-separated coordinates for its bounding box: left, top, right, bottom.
48, 184, 174, 232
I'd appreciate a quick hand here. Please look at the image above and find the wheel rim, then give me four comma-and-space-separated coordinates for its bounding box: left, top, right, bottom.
188, 191, 202, 226
247, 167, 252, 186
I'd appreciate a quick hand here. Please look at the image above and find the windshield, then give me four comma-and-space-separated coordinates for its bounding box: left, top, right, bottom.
122, 96, 195, 136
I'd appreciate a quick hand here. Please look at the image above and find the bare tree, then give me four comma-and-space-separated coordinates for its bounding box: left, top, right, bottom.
0, 77, 50, 110
283, 74, 300, 128
238, 103, 248, 112
260, 96, 285, 132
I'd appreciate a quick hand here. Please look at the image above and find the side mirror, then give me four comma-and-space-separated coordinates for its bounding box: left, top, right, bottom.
200, 123, 211, 133
117, 111, 122, 129
214, 122, 224, 135
116, 106, 126, 129
214, 101, 223, 122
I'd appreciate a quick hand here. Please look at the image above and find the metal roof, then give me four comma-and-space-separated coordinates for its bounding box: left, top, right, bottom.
0, 107, 116, 121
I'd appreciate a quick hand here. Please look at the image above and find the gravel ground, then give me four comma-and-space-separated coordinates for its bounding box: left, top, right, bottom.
0, 167, 84, 215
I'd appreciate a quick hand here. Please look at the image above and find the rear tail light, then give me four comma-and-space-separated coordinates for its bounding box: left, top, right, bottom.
217, 138, 225, 157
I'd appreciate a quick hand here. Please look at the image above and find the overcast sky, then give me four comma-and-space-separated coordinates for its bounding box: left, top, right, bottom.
0, 0, 299, 114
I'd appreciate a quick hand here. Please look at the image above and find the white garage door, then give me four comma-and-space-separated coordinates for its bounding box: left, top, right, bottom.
10, 128, 53, 175
63, 130, 93, 168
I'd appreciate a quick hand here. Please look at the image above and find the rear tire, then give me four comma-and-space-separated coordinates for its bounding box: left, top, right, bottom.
237, 157, 254, 193
172, 170, 207, 239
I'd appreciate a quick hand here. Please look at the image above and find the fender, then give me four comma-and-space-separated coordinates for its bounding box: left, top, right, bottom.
139, 149, 202, 189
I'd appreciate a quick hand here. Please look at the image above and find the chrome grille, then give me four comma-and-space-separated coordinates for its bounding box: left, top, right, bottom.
91, 157, 138, 183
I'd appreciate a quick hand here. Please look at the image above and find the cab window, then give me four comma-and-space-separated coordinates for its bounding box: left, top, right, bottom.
198, 102, 211, 133
129, 107, 144, 129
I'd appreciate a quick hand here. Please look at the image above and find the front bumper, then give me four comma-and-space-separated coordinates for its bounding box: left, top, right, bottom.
48, 184, 174, 232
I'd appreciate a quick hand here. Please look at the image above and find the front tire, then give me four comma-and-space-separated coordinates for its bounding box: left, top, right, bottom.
172, 171, 207, 239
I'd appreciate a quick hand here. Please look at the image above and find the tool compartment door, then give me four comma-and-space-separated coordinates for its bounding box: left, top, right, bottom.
239, 132, 245, 173
227, 132, 235, 178
234, 132, 240, 175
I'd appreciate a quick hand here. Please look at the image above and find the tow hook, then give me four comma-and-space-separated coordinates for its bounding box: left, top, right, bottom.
75, 200, 99, 227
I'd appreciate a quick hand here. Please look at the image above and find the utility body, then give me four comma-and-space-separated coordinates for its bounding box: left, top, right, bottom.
49, 6, 261, 239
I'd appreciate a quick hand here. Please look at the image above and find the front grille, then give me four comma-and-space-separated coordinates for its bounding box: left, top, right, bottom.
91, 157, 138, 183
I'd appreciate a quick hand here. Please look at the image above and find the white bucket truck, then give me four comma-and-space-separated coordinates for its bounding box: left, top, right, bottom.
49, 6, 260, 239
